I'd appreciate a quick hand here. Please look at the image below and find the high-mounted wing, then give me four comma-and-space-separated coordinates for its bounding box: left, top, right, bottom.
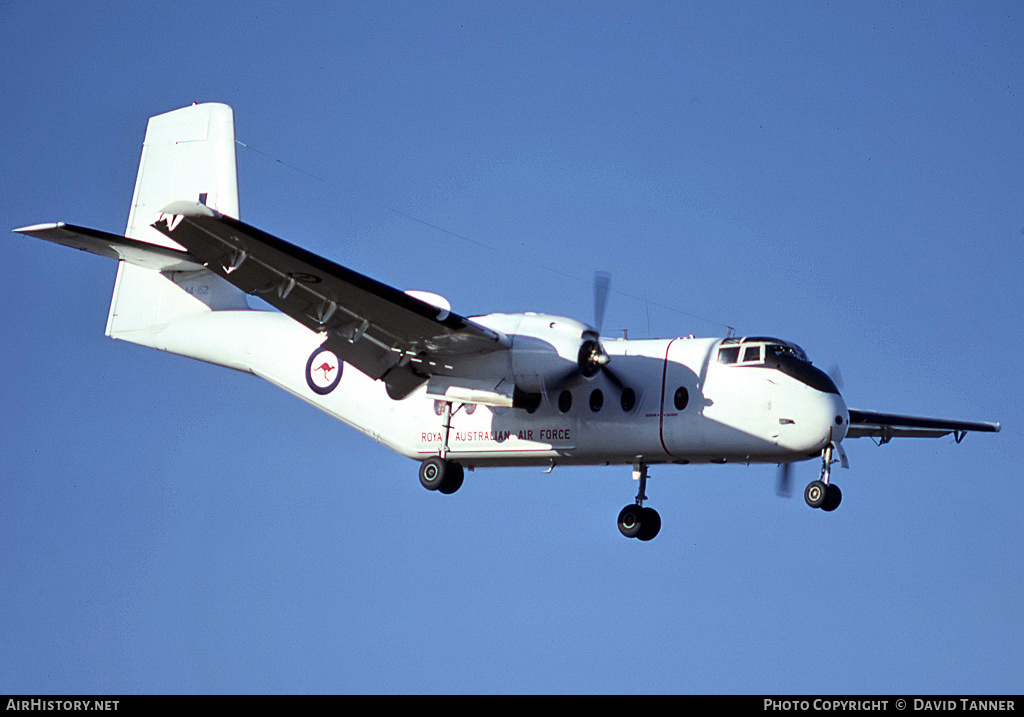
846, 409, 1001, 443
151, 202, 506, 397
14, 222, 203, 272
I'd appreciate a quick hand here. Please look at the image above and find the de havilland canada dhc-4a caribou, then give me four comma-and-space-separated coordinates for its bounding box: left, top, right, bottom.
15, 103, 1000, 541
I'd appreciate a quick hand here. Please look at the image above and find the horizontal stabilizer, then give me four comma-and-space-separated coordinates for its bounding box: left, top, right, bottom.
14, 222, 202, 272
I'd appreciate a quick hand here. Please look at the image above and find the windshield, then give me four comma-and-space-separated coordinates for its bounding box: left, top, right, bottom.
717, 338, 838, 394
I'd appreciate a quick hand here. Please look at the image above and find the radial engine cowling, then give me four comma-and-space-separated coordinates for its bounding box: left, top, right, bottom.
507, 313, 608, 395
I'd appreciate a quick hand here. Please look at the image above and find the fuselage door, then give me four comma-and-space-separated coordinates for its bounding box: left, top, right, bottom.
658, 338, 708, 459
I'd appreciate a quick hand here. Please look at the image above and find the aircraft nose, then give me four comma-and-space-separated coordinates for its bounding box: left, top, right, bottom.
781, 388, 848, 453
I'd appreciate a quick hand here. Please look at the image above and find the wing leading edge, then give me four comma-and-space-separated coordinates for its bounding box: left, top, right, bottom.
846, 409, 1001, 443
151, 202, 506, 397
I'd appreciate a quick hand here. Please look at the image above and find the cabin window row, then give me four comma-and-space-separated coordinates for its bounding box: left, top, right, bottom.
553, 386, 688, 414
439, 386, 691, 415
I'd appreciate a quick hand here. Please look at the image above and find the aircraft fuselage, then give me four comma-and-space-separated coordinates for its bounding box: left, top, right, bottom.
195, 309, 848, 470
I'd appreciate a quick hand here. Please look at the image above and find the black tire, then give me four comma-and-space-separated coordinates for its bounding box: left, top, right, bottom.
437, 462, 465, 494
618, 504, 644, 539
804, 480, 828, 509
419, 457, 447, 491
419, 457, 464, 494
820, 483, 842, 512
636, 507, 662, 541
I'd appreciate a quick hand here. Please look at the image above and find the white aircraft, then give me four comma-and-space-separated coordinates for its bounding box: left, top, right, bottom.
15, 103, 1000, 541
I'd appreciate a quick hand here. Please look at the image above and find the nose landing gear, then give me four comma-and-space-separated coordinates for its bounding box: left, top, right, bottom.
804, 443, 842, 512
618, 461, 661, 541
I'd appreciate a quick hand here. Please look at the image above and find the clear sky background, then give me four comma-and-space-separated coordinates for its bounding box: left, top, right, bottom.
2, 1, 1021, 695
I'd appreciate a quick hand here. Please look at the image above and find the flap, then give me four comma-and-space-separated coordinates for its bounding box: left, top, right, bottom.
150, 202, 506, 382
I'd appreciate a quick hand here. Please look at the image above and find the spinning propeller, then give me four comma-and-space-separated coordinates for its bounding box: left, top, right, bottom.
593, 271, 611, 336
776, 462, 793, 497
582, 271, 627, 390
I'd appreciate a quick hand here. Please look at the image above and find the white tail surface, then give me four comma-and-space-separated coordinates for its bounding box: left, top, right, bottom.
106, 103, 249, 341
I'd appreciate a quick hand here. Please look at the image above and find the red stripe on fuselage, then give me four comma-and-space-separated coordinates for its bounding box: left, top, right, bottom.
658, 338, 677, 459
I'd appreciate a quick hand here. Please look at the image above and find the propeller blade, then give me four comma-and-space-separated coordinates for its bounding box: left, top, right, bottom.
600, 364, 626, 391
593, 271, 611, 334
828, 364, 844, 391
776, 463, 793, 497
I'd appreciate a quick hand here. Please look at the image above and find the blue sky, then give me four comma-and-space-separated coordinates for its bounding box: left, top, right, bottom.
2, 1, 1021, 694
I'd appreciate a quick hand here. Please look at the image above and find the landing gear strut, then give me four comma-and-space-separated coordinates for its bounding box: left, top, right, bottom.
804, 443, 842, 512
418, 401, 464, 494
618, 461, 661, 541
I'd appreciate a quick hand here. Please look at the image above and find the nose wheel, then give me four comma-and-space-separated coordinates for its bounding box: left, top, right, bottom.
804, 480, 841, 511
805, 443, 843, 512
618, 461, 661, 541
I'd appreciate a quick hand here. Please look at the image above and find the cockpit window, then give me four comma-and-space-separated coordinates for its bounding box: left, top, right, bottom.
766, 343, 809, 363
764, 341, 839, 394
718, 338, 824, 395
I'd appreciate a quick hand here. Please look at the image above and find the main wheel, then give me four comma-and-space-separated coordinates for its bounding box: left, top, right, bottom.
804, 480, 828, 509
617, 504, 644, 538
419, 457, 464, 494
437, 462, 464, 494
636, 507, 662, 541
419, 457, 446, 490
820, 483, 842, 512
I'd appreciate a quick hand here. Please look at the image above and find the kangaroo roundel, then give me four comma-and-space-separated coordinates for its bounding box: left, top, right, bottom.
306, 347, 342, 395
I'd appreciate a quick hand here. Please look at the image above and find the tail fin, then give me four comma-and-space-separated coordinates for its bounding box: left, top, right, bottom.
106, 103, 248, 340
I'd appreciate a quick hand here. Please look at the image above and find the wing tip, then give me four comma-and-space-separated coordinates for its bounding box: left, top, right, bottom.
13, 222, 64, 235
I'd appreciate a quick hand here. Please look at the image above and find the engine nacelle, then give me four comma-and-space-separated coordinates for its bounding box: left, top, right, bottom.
506, 313, 605, 394
432, 311, 613, 408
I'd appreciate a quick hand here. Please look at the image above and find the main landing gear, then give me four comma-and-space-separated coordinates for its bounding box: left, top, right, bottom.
804, 443, 842, 512
418, 400, 465, 495
419, 456, 464, 494
618, 461, 661, 541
